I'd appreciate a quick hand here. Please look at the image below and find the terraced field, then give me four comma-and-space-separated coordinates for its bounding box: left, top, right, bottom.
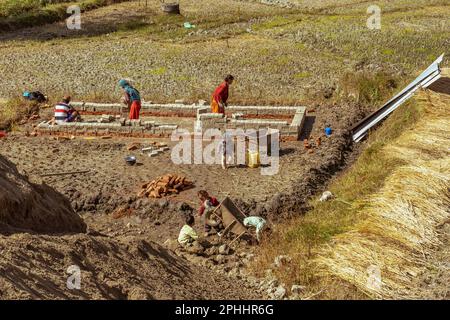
0, 0, 448, 105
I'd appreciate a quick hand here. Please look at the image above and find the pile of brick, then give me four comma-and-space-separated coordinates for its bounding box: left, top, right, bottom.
138, 174, 193, 198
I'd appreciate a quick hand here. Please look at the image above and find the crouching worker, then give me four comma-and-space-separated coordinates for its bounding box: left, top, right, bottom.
243, 216, 267, 243
54, 96, 81, 124
119, 79, 141, 120
197, 190, 221, 237
178, 215, 199, 246
23, 91, 47, 103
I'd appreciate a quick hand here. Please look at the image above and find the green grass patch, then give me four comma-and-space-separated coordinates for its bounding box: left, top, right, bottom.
0, 0, 132, 30
171, 74, 191, 81
306, 98, 421, 238
293, 71, 310, 79
252, 15, 293, 31
0, 97, 39, 131
147, 67, 167, 76
295, 42, 306, 51
117, 19, 150, 32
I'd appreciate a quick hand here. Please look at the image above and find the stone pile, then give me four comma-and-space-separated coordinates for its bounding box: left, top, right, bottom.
141, 141, 170, 157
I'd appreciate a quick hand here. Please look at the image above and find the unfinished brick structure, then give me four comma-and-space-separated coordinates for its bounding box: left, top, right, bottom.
197, 106, 305, 140
36, 101, 306, 140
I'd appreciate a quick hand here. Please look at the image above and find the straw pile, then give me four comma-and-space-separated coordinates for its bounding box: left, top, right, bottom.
315, 91, 450, 299
138, 174, 193, 198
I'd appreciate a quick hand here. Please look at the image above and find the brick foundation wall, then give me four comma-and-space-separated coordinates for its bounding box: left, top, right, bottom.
40, 102, 306, 140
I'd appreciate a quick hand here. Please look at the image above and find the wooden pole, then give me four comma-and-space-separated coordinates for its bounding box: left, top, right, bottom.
40, 170, 90, 177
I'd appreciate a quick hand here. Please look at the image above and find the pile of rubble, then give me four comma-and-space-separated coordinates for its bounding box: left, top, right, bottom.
138, 174, 193, 198
142, 141, 170, 157
164, 236, 307, 300
127, 141, 170, 157
97, 114, 117, 123
303, 136, 322, 154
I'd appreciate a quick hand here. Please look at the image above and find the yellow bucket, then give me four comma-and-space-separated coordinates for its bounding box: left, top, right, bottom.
247, 150, 260, 168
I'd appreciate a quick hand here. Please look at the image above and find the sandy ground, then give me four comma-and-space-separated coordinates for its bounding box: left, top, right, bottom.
0, 98, 363, 244
0, 232, 262, 299
0, 98, 364, 299
0, 152, 263, 300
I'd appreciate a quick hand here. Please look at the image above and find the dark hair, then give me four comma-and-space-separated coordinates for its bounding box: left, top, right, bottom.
185, 215, 194, 226
62, 95, 71, 104
197, 190, 209, 199
180, 202, 193, 211
225, 74, 234, 82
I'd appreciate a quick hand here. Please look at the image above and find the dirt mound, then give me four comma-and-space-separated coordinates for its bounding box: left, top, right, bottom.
0, 155, 86, 234
0, 233, 259, 299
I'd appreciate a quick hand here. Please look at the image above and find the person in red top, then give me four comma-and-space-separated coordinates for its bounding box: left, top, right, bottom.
211, 75, 234, 114
197, 190, 221, 236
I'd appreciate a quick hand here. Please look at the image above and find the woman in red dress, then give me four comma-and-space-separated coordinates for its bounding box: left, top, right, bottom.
119, 79, 141, 120
211, 75, 234, 115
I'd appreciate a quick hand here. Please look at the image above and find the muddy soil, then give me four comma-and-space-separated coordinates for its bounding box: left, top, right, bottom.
0, 98, 370, 300
0, 232, 261, 299
0, 100, 368, 242
238, 101, 369, 221
0, 150, 261, 300
0, 154, 86, 234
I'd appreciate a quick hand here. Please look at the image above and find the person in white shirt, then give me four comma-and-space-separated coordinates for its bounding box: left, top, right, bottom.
178, 215, 199, 245
244, 216, 267, 242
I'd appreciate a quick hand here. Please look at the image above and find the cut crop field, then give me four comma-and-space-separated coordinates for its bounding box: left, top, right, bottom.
0, 0, 448, 105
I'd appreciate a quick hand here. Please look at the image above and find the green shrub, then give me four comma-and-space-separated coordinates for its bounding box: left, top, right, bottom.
0, 0, 131, 29
340, 72, 399, 105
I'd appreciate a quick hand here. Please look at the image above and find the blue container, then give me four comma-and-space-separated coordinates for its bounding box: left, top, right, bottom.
325, 127, 332, 136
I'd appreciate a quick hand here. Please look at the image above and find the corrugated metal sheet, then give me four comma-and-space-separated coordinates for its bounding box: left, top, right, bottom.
351, 53, 445, 142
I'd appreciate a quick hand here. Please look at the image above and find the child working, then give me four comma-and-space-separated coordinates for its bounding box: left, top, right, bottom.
178, 215, 199, 246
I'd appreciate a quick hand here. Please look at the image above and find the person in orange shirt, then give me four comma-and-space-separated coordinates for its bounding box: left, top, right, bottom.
211, 75, 234, 114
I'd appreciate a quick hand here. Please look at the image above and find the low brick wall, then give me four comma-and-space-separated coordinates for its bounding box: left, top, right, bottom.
36, 121, 179, 138
71, 102, 200, 118
71, 102, 304, 118
41, 102, 306, 140
198, 107, 306, 140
